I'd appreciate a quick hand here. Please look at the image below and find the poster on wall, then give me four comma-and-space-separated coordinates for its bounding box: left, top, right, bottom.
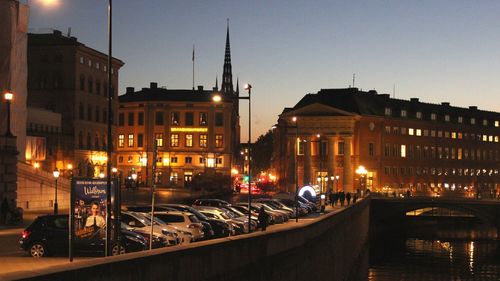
70, 179, 114, 253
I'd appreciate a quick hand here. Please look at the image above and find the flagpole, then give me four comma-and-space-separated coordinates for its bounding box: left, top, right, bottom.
192, 44, 195, 90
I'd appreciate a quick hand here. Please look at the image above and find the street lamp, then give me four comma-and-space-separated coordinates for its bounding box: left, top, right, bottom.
3, 91, 14, 137
212, 83, 252, 232
292, 116, 299, 222
53, 168, 60, 214
356, 165, 368, 193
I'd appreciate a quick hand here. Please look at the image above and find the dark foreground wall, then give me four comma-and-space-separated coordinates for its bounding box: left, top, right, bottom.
14, 199, 370, 281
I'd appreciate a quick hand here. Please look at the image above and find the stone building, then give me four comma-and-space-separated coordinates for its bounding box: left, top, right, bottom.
27, 30, 124, 177
274, 88, 500, 197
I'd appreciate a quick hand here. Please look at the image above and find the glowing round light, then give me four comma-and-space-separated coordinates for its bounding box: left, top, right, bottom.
212, 95, 222, 102
298, 185, 317, 198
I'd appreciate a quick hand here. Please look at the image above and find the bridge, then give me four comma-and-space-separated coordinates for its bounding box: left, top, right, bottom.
370, 196, 500, 237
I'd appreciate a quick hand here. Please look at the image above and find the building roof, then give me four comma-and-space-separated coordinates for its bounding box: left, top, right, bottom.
119, 83, 224, 103
289, 88, 500, 124
28, 30, 124, 65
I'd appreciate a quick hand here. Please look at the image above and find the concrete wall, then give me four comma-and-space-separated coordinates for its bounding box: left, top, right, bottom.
10, 199, 370, 281
17, 161, 70, 211
0, 136, 18, 205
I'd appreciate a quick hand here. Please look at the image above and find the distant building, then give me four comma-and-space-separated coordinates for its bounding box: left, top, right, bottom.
116, 84, 236, 188
274, 88, 500, 197
27, 30, 124, 176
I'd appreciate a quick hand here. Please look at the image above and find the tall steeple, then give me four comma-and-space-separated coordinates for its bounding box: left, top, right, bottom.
221, 19, 233, 96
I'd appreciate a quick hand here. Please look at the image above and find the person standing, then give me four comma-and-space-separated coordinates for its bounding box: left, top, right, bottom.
258, 206, 269, 231
346, 192, 352, 205
339, 191, 346, 206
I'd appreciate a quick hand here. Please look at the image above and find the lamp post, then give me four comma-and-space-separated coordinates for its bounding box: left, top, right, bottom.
3, 91, 14, 137
356, 165, 367, 193
292, 116, 299, 222
212, 83, 252, 233
53, 168, 60, 214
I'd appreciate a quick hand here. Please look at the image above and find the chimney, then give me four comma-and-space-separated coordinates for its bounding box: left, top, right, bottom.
197, 85, 204, 91
126, 87, 134, 94
410, 98, 419, 102
441, 102, 450, 106
469, 106, 478, 110
150, 82, 158, 89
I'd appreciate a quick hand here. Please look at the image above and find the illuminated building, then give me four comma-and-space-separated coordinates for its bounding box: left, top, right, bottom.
116, 83, 236, 187
274, 88, 500, 197
27, 30, 124, 176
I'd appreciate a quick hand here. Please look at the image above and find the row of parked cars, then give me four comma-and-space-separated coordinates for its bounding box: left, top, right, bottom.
20, 195, 318, 257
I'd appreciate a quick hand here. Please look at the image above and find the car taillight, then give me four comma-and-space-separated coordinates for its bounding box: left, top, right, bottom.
22, 230, 31, 239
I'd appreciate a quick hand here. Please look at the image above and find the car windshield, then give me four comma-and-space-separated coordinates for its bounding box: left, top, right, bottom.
188, 207, 209, 220
130, 212, 152, 226
227, 207, 245, 217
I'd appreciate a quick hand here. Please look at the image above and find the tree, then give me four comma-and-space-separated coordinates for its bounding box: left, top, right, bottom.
251, 129, 274, 176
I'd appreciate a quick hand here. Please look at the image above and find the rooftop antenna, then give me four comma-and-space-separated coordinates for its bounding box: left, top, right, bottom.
393, 84, 396, 98
352, 73, 356, 88
67, 27, 71, 37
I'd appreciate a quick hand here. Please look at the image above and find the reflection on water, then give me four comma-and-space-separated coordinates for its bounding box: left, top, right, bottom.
369, 236, 500, 280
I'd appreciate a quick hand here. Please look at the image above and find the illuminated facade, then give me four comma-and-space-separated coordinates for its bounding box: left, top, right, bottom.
27, 30, 124, 176
116, 84, 236, 188
274, 88, 500, 197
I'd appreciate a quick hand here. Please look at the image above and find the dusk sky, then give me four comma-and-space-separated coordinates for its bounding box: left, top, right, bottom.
29, 0, 500, 141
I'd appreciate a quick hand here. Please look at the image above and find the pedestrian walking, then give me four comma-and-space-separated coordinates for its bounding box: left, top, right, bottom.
329, 191, 334, 207
339, 191, 345, 206
353, 193, 358, 203
346, 192, 352, 205
334, 192, 339, 206
258, 206, 269, 231
1, 197, 8, 224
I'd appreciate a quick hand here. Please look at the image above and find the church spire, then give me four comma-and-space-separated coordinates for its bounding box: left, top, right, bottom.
236, 77, 239, 95
221, 19, 233, 95
215, 75, 219, 91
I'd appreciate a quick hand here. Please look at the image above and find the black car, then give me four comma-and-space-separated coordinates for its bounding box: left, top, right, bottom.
20, 215, 147, 257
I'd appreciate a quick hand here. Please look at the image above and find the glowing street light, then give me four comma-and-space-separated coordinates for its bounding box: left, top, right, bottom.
3, 91, 14, 137
53, 168, 60, 214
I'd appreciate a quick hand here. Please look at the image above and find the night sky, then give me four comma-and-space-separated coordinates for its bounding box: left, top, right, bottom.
28, 0, 500, 141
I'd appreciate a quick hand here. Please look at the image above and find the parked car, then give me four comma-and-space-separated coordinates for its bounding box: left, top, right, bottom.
151, 211, 205, 242
192, 199, 231, 208
275, 198, 309, 216
193, 206, 244, 235
161, 204, 220, 239
20, 214, 147, 258
255, 199, 294, 218
121, 211, 182, 246
121, 222, 167, 249
124, 205, 177, 213
220, 206, 258, 232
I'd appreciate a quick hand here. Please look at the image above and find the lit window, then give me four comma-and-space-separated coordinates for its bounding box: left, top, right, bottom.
408, 128, 414, 136
80, 57, 84, 64
401, 127, 407, 135
127, 134, 134, 147
458, 132, 463, 139
385, 126, 391, 133
384, 108, 391, 116
155, 133, 163, 147
458, 116, 463, 123
495, 136, 499, 142
445, 115, 450, 122
185, 134, 193, 147
96, 62, 100, 70
401, 110, 407, 117
401, 145, 406, 158
444, 131, 449, 138
471, 118, 476, 125
423, 130, 429, 136
495, 121, 499, 127
483, 135, 488, 142
170, 134, 179, 147
215, 135, 223, 148
199, 134, 207, 147
416, 129, 422, 136
458, 148, 462, 160
483, 119, 488, 126
451, 132, 457, 139
118, 134, 124, 147
489, 135, 493, 142
431, 113, 437, 120
416, 112, 422, 119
